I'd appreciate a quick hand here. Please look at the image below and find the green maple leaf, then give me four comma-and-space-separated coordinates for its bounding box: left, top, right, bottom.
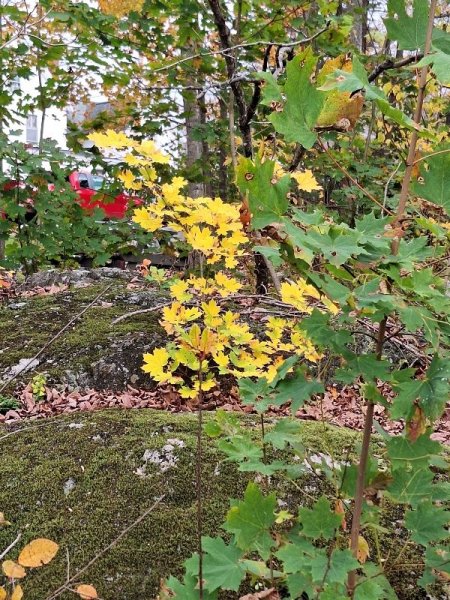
387, 434, 442, 469
354, 578, 386, 600
270, 48, 325, 149
411, 146, 450, 216
387, 468, 436, 507
200, 537, 246, 592
224, 482, 276, 560
310, 549, 359, 584
391, 356, 450, 421
166, 573, 218, 599
303, 227, 362, 266
298, 496, 342, 540
384, 0, 429, 50
274, 370, 324, 414
264, 418, 303, 450
318, 56, 419, 130
405, 502, 450, 545
236, 155, 290, 229
276, 538, 317, 573
217, 437, 263, 463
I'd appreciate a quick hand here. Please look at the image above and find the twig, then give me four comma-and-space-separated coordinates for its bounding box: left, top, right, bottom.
149, 25, 330, 77
367, 53, 424, 83
318, 138, 394, 215
0, 284, 114, 394
0, 533, 22, 560
111, 301, 172, 325
45, 496, 165, 600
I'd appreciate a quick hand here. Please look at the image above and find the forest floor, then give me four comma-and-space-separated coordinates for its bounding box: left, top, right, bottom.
0, 268, 449, 600
0, 267, 449, 444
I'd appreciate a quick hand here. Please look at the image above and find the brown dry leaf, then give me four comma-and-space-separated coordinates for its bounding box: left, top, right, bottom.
11, 585, 23, 600
76, 584, 98, 599
240, 589, 280, 600
2, 560, 26, 579
356, 535, 370, 564
18, 538, 59, 567
406, 406, 427, 442
334, 499, 347, 531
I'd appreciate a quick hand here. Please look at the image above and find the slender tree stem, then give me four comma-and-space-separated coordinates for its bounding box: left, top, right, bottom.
348, 317, 386, 594
348, 2, 437, 594
196, 362, 204, 599
391, 0, 437, 254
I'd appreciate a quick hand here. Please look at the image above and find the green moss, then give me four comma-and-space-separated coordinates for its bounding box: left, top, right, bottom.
0, 281, 166, 390
0, 410, 438, 600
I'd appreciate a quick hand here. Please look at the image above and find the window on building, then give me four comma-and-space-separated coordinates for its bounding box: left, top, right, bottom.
10, 77, 20, 92
26, 114, 38, 144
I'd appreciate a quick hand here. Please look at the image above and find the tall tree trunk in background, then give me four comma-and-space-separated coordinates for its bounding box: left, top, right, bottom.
182, 42, 205, 198
207, 0, 270, 294
351, 0, 369, 52
199, 94, 213, 197
217, 97, 229, 201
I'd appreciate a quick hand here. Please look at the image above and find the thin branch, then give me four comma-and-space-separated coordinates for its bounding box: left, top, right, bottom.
149, 24, 330, 77
318, 138, 394, 215
45, 496, 165, 600
0, 533, 22, 560
111, 301, 172, 325
367, 53, 424, 83
412, 147, 450, 165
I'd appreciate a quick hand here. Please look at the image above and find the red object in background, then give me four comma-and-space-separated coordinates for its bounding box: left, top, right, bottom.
2, 172, 142, 221
69, 171, 141, 219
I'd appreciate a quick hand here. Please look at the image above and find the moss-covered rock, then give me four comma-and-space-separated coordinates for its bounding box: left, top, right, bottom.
0, 274, 168, 391
0, 410, 441, 600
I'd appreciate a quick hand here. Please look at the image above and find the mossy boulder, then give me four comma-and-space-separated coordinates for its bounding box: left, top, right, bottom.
0, 409, 441, 600
0, 273, 168, 391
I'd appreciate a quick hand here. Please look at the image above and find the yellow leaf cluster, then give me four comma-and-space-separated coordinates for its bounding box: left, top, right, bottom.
290, 169, 321, 193
280, 278, 339, 315
98, 0, 145, 17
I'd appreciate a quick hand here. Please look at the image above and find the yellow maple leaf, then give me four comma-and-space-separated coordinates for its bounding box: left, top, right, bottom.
117, 170, 142, 191
98, 0, 145, 17
132, 207, 163, 232
76, 584, 98, 600
185, 226, 216, 255
280, 279, 320, 313
202, 300, 222, 328
138, 140, 170, 164
88, 129, 137, 149
2, 560, 26, 579
142, 348, 180, 384
291, 169, 321, 192
170, 280, 192, 303
11, 585, 23, 600
214, 272, 241, 296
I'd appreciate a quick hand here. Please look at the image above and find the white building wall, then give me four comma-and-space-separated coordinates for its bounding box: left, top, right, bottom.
5, 74, 68, 150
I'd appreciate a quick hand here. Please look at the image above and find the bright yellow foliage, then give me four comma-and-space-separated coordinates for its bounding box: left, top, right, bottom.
88, 129, 137, 149
280, 279, 321, 313
291, 169, 321, 193
98, 0, 145, 17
